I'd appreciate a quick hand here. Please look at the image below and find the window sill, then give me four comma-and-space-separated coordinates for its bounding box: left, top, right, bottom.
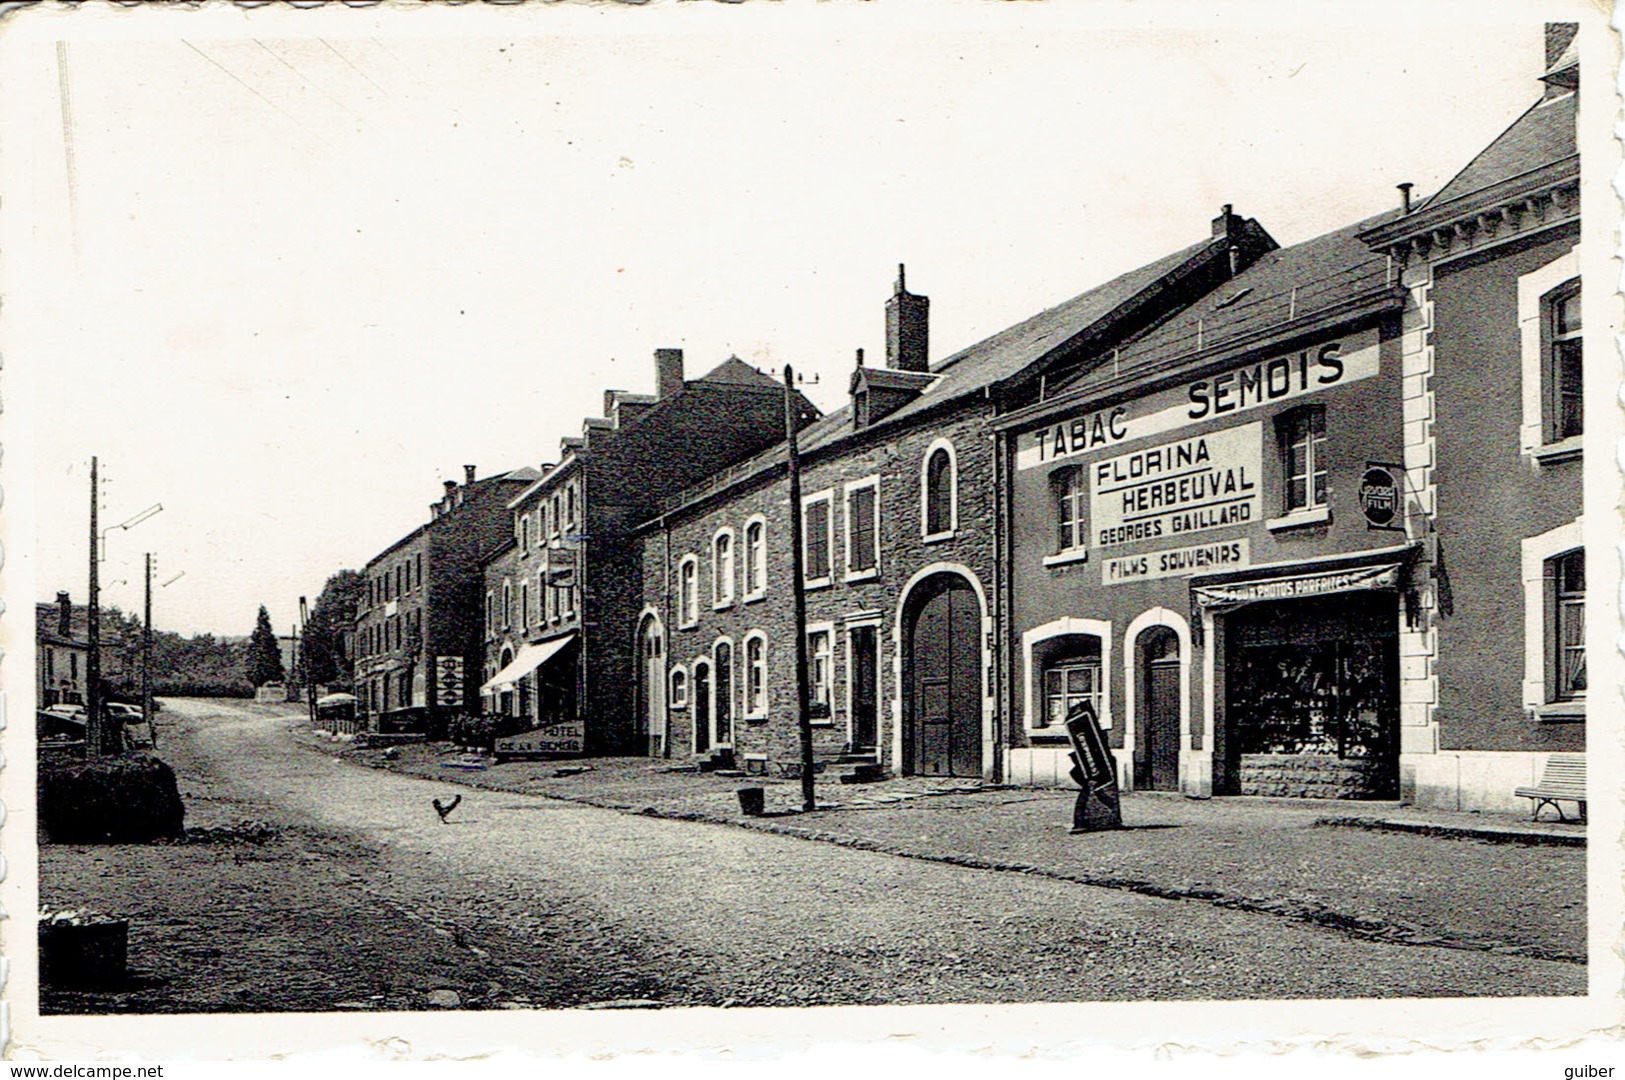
1533, 700, 1585, 722
844, 568, 879, 584
1266, 505, 1331, 532
1042, 548, 1089, 568
1026, 730, 1072, 743
1532, 437, 1583, 465
743, 711, 768, 723
743, 591, 767, 605
678, 620, 699, 631
670, 703, 689, 711
803, 577, 833, 592
921, 529, 958, 545
712, 600, 735, 613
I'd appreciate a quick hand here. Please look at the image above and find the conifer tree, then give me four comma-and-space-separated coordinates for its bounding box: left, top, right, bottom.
245, 605, 286, 687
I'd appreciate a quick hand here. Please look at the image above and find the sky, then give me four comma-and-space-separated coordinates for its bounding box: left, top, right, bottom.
0, 2, 1581, 637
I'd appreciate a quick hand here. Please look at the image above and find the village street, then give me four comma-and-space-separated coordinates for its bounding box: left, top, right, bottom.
41, 698, 1586, 1013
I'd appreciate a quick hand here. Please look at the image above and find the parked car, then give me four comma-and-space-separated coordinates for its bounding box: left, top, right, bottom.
44, 703, 86, 720
37, 709, 86, 742
107, 703, 143, 722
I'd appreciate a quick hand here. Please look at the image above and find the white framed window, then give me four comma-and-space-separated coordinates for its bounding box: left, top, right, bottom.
803, 490, 834, 588
713, 637, 736, 746
485, 591, 495, 637
551, 493, 563, 536
519, 514, 531, 552
669, 665, 690, 710
1518, 248, 1582, 460
566, 484, 578, 530
743, 631, 768, 719
1022, 618, 1113, 734
1280, 406, 1327, 513
678, 555, 700, 628
1046, 465, 1088, 564
743, 515, 767, 600
502, 580, 513, 630
807, 623, 835, 724
564, 583, 576, 617
921, 439, 957, 540
519, 581, 530, 631
712, 527, 736, 609
1521, 518, 1585, 720
844, 475, 880, 582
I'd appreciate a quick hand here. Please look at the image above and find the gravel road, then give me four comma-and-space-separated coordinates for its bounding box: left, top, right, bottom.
96, 697, 1579, 1009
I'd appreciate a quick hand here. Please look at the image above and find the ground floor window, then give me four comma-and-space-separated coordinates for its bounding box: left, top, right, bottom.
1044, 660, 1100, 728
1551, 548, 1586, 702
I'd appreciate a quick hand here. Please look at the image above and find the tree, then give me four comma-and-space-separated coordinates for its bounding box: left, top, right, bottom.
245, 605, 285, 688
303, 569, 363, 690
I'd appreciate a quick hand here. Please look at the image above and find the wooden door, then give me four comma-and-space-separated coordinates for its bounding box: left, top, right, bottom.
850, 625, 879, 754
1147, 658, 1181, 791
908, 578, 981, 777
714, 643, 733, 747
692, 661, 711, 755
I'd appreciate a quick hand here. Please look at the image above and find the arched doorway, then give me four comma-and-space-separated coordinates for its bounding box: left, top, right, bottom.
692, 660, 712, 755
1136, 626, 1182, 792
902, 572, 982, 777
713, 640, 734, 748
638, 617, 665, 757
497, 646, 515, 716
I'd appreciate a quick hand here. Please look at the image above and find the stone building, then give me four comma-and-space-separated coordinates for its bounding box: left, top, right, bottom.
1357, 23, 1583, 811
637, 227, 1272, 779
479, 349, 812, 756
37, 592, 90, 707
354, 464, 541, 739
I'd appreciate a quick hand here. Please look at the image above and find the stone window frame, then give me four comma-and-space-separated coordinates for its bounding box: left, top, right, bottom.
668, 663, 690, 710
1021, 617, 1113, 737
802, 488, 835, 590
712, 526, 737, 610
920, 437, 958, 542
742, 630, 769, 720
1043, 464, 1089, 567
518, 513, 531, 553
484, 591, 495, 639
502, 580, 513, 631
712, 635, 737, 746
519, 580, 530, 632
677, 555, 700, 629
1521, 516, 1585, 721
843, 474, 882, 584
806, 620, 837, 725
1518, 247, 1582, 464
742, 514, 768, 602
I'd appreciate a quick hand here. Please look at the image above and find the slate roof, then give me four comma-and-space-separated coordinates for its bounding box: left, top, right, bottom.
695, 356, 785, 391
1422, 93, 1576, 213
1088, 210, 1403, 386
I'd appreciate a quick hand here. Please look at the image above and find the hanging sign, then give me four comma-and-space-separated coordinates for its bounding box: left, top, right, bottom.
434, 655, 465, 708
1090, 423, 1261, 549
1359, 464, 1403, 531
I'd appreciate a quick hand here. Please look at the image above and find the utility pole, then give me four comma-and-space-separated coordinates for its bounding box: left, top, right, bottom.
300, 595, 317, 725
142, 552, 153, 732
784, 366, 816, 812
86, 456, 105, 757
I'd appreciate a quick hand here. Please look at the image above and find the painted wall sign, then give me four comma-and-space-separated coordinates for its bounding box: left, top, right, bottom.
495, 720, 585, 756
1017, 331, 1380, 470
1091, 423, 1261, 548
1359, 465, 1401, 529
1102, 539, 1251, 585
434, 655, 464, 708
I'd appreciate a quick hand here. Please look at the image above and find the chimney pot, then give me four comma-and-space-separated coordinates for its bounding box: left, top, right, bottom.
464, 465, 476, 486
856, 347, 865, 368
654, 348, 685, 400
57, 591, 72, 637
1212, 204, 1239, 238
1398, 182, 1414, 214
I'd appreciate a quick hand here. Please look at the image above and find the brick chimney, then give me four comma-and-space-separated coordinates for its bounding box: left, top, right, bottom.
655, 348, 685, 400
463, 465, 477, 486
57, 591, 72, 637
1211, 204, 1242, 240
885, 264, 929, 373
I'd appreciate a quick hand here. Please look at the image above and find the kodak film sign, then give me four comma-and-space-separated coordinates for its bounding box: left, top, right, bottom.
1015, 331, 1379, 471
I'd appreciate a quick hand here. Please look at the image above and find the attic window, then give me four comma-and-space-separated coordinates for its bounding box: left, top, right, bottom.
1213, 287, 1253, 310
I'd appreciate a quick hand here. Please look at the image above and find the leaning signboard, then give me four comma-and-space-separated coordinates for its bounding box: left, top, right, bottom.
494, 719, 586, 758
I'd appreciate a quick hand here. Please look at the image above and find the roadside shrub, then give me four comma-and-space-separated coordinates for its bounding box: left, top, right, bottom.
39, 752, 186, 844
448, 713, 532, 750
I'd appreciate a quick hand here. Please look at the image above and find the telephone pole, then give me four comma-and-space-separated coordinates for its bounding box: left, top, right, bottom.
142, 552, 154, 730
86, 456, 106, 757
784, 366, 817, 812
300, 595, 317, 725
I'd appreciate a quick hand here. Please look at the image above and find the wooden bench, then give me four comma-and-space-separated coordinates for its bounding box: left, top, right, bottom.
1514, 753, 1586, 822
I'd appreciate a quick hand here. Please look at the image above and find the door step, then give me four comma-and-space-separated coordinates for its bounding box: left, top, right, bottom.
839, 762, 889, 785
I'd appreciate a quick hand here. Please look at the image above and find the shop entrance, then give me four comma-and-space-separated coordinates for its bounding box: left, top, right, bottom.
904, 573, 982, 777
1221, 592, 1399, 799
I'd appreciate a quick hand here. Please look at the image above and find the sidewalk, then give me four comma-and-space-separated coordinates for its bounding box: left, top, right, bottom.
299, 728, 1588, 967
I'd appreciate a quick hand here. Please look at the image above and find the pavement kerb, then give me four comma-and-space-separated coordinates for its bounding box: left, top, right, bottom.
285, 726, 1584, 967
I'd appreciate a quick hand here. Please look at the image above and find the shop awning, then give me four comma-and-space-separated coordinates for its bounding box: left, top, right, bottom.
480, 634, 576, 694
1193, 562, 1404, 611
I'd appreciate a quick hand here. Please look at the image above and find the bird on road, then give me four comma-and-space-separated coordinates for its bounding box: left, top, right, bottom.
432, 794, 463, 823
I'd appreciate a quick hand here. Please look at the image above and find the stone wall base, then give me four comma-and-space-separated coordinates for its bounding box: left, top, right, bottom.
1404, 749, 1553, 813
1238, 753, 1391, 799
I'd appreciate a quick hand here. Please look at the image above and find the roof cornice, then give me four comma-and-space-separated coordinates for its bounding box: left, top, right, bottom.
1358, 155, 1578, 257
